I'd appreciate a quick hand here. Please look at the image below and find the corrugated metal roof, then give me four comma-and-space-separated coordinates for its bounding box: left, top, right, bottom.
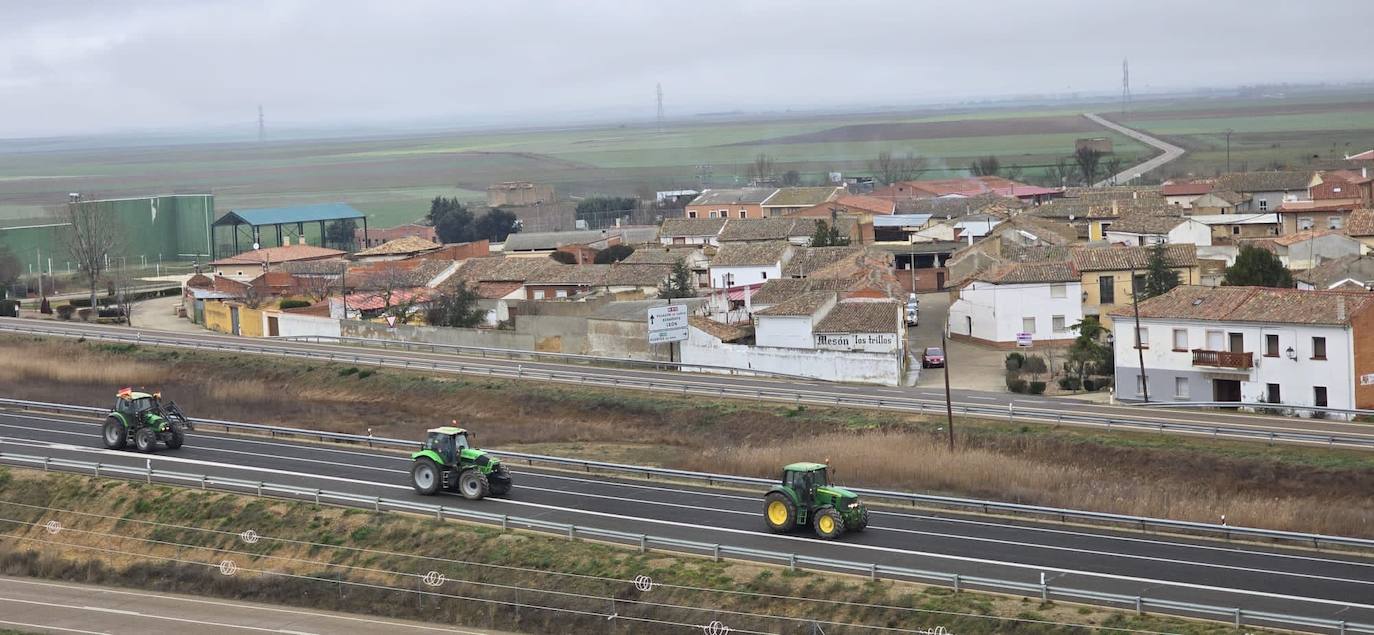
873, 214, 933, 227
214, 202, 365, 227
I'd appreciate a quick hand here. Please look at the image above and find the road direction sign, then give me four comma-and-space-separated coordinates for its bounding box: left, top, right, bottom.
647, 304, 688, 344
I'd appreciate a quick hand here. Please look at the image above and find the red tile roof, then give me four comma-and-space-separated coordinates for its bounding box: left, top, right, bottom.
210, 244, 346, 266
1161, 182, 1213, 196
1116, 285, 1374, 325
1276, 198, 1362, 213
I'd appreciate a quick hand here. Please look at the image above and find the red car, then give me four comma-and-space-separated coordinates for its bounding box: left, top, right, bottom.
921, 346, 945, 368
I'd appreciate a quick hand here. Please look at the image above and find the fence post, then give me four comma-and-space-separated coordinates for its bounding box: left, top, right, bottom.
436, 507, 442, 521
314, 489, 321, 505
200, 475, 207, 490
868, 564, 876, 581
713, 544, 720, 562
639, 534, 647, 553
94, 463, 99, 478
567, 525, 576, 540
952, 574, 960, 593
1008, 402, 1014, 424
1233, 609, 1241, 628
374, 497, 381, 512
501, 515, 508, 531
146, 458, 152, 483
788, 554, 796, 571
1134, 596, 1142, 615
257, 482, 263, 497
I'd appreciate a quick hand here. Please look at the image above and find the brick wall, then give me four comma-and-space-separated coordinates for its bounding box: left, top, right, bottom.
1350, 305, 1374, 409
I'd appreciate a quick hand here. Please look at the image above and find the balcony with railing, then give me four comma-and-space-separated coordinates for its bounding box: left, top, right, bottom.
1191, 349, 1253, 370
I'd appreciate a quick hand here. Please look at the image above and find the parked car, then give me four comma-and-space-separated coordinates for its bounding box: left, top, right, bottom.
921, 346, 945, 368
904, 293, 919, 326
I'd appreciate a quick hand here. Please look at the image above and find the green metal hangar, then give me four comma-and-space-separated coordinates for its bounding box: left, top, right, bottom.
210, 202, 367, 259
0, 193, 215, 274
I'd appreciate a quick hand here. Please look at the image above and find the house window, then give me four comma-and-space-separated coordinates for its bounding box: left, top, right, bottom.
761, 271, 767, 279
1298, 216, 1314, 230
1098, 275, 1115, 304
1259, 199, 1269, 211
1135, 327, 1148, 349
738, 210, 747, 219
708, 211, 718, 218
1312, 336, 1327, 360
1022, 317, 1036, 334
1329, 216, 1344, 230
555, 289, 568, 298
1175, 377, 1189, 399
1206, 330, 1224, 350
1050, 283, 1066, 298
1266, 383, 1281, 404
687, 210, 698, 219
1264, 333, 1279, 357
1314, 386, 1329, 408
1172, 328, 1188, 351
1132, 273, 1146, 296
532, 289, 545, 300
1231, 226, 1241, 235
1052, 315, 1065, 332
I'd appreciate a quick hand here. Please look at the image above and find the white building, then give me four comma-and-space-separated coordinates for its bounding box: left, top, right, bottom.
947, 261, 1083, 346
1110, 285, 1374, 415
659, 217, 727, 246
753, 291, 836, 348
708, 241, 792, 289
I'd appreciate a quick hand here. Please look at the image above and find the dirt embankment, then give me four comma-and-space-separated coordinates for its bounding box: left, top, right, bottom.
0, 469, 1253, 634
2, 336, 1372, 537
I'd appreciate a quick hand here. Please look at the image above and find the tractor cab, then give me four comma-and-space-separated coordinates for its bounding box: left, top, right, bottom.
763, 462, 868, 540
114, 390, 156, 416
422, 426, 472, 466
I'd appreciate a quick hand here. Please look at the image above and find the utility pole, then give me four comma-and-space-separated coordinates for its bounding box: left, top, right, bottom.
258, 105, 265, 142
1130, 264, 1148, 402
941, 328, 955, 452
1225, 128, 1234, 173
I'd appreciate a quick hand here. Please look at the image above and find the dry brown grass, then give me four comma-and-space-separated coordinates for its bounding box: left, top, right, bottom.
683, 431, 1374, 535
0, 345, 167, 386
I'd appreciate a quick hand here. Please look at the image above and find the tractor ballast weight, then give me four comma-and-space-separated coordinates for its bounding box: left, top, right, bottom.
410, 426, 512, 500
102, 388, 193, 453
763, 462, 868, 540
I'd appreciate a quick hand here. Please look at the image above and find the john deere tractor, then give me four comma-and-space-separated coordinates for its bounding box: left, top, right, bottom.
410, 425, 512, 500
763, 462, 868, 540
102, 389, 192, 453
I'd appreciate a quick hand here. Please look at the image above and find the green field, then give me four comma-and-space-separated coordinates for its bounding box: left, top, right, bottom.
3, 88, 1373, 230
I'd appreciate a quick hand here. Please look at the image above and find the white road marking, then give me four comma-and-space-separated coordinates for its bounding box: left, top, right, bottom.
0, 577, 485, 634
0, 618, 106, 635
0, 596, 316, 633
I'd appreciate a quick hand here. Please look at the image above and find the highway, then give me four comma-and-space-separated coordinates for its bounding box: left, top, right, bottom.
0, 408, 1371, 629
0, 575, 507, 635
4, 317, 1374, 449
1085, 112, 1186, 186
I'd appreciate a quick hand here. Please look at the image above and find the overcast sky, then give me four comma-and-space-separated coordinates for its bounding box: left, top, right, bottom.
1, 0, 1370, 139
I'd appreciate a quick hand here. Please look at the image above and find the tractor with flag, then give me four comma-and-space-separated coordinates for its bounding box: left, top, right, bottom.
102, 388, 193, 453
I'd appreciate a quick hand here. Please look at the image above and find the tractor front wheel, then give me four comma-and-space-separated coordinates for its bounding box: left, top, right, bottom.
813, 506, 846, 540
102, 417, 127, 450
134, 428, 157, 453
488, 465, 512, 497
848, 506, 869, 532
458, 469, 490, 500
166, 424, 185, 450
763, 492, 796, 533
411, 459, 441, 495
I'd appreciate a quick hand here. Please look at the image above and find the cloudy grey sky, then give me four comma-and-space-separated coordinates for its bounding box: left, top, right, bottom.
1, 0, 1369, 138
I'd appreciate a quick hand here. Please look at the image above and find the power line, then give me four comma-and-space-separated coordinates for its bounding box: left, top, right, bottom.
656, 82, 665, 132
1121, 58, 1131, 116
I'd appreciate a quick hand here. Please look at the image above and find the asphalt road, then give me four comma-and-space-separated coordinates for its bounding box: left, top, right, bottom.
4, 318, 1373, 449
1086, 112, 1186, 186
0, 575, 508, 635
0, 409, 1371, 629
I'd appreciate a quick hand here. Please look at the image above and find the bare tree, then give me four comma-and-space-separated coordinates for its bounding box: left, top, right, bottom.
744, 153, 775, 184
1102, 157, 1124, 184
54, 199, 120, 308
1046, 159, 1079, 188
869, 151, 928, 185
1074, 147, 1105, 186
355, 263, 425, 324
968, 155, 1001, 177
111, 266, 137, 325
299, 273, 338, 303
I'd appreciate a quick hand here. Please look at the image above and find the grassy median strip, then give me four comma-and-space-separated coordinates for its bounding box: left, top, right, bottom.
2, 333, 1372, 537
0, 467, 1276, 634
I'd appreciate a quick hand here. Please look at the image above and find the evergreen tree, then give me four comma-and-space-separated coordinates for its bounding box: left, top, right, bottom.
658, 259, 694, 299
1223, 244, 1295, 288
1140, 243, 1180, 299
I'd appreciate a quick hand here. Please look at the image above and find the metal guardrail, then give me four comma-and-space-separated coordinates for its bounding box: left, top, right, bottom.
3, 396, 1372, 552
4, 320, 1374, 452
0, 448, 1368, 635
276, 334, 817, 381
1131, 400, 1374, 418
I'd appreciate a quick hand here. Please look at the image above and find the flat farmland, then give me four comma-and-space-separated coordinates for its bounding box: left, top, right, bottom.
20, 91, 1374, 229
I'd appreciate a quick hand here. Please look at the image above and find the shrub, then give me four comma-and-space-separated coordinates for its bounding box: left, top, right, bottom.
1028, 381, 1046, 395
357, 369, 375, 379
1004, 352, 1025, 370
338, 367, 359, 377
39, 297, 52, 314
76, 307, 93, 322
1058, 376, 1081, 391
1021, 355, 1048, 374
1005, 372, 1028, 394
55, 304, 75, 320
278, 299, 311, 310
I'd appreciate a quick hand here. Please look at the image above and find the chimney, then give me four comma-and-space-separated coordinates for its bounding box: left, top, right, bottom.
1132, 191, 1138, 200
1111, 200, 1119, 215
1364, 167, 1369, 179
1338, 296, 1347, 322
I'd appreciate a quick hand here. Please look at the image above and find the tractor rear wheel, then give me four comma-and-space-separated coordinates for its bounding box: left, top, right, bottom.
166, 424, 185, 450
458, 469, 489, 500
813, 506, 846, 540
763, 492, 796, 533
411, 459, 441, 495
134, 427, 157, 453
102, 417, 127, 450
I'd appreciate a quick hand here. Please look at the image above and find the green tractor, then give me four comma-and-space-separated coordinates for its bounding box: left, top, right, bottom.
102, 388, 192, 453
410, 425, 512, 500
763, 462, 868, 540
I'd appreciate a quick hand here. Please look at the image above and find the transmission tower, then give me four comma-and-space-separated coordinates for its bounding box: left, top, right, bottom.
1121, 58, 1131, 116
655, 83, 665, 132
257, 105, 265, 142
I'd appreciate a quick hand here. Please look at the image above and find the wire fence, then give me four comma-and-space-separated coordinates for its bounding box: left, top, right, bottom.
0, 449, 1369, 634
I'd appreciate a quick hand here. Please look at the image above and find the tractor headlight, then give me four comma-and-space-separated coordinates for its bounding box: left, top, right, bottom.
848, 502, 860, 509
